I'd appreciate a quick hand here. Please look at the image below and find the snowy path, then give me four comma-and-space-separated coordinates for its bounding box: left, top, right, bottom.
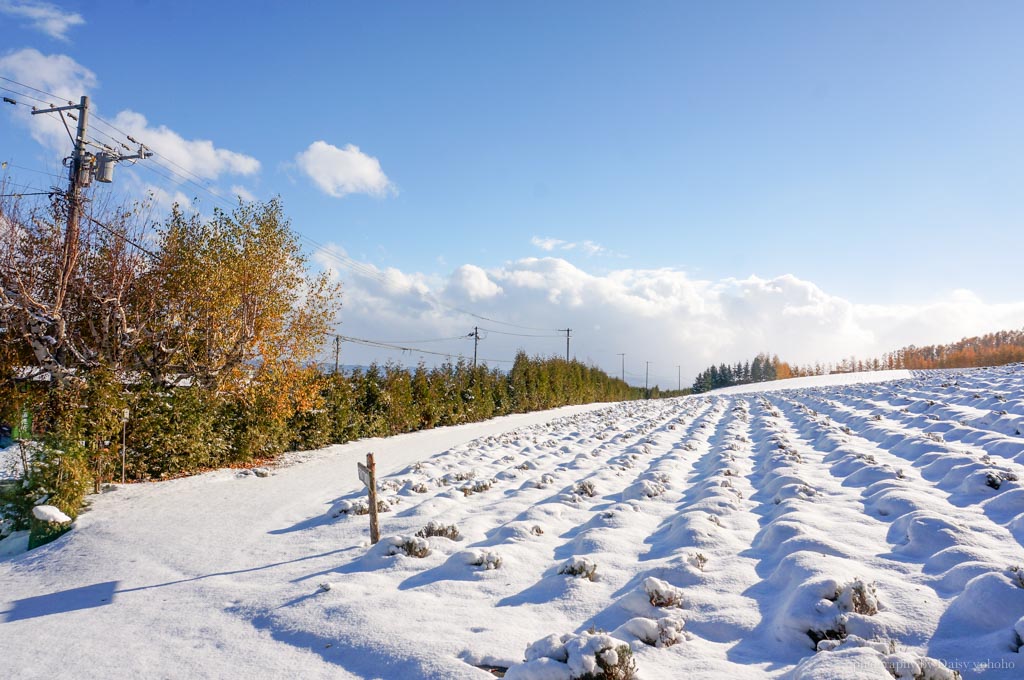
3, 368, 1024, 679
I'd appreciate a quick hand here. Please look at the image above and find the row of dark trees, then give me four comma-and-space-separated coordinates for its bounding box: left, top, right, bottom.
690, 353, 786, 393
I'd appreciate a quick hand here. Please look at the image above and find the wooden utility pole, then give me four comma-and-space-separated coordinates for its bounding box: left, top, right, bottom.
334, 335, 341, 374
471, 327, 480, 367
645, 361, 650, 398
32, 96, 90, 313
357, 453, 380, 544
560, 328, 571, 361
617, 353, 625, 383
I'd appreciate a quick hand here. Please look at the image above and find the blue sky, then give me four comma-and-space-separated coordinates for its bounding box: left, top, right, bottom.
2, 1, 1023, 385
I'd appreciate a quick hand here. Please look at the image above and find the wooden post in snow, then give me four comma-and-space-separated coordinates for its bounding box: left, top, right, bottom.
358, 452, 380, 544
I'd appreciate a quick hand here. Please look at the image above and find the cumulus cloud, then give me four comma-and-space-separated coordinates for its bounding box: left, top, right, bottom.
446, 264, 503, 302
0, 49, 260, 189
0, 48, 97, 151
0, 1, 84, 41
295, 141, 394, 198
110, 110, 260, 180
313, 249, 1024, 385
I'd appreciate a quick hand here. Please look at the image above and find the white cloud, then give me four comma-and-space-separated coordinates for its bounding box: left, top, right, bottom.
230, 185, 256, 202
295, 141, 393, 198
531, 235, 613, 257
0, 1, 84, 41
110, 110, 260, 180
0, 48, 96, 151
446, 264, 503, 302
310, 249, 1024, 385
531, 237, 568, 251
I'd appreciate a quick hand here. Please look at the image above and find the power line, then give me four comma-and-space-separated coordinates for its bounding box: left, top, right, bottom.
82, 213, 158, 260
0, 191, 53, 198
2, 162, 65, 181
0, 76, 65, 104
477, 326, 564, 338
374, 335, 471, 344
0, 84, 60, 108
335, 333, 514, 365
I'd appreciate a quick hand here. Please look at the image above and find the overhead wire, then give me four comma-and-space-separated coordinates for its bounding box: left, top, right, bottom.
477, 326, 564, 338
81, 214, 159, 260
2, 162, 65, 181
0, 76, 65, 104
0, 84, 59, 108
336, 333, 514, 365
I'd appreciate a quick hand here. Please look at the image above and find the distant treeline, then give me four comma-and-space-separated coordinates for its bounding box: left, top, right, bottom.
690, 328, 1024, 394
788, 328, 1024, 375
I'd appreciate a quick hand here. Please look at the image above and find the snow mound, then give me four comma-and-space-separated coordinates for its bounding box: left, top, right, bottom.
31, 505, 71, 523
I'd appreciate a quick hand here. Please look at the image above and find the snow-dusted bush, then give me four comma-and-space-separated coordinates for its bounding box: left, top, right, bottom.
643, 577, 684, 608
806, 635, 961, 680
505, 632, 637, 680
615, 615, 686, 648
986, 470, 1019, 490
535, 473, 556, 489
687, 552, 708, 572
441, 470, 475, 485
415, 521, 460, 541
808, 579, 880, 646
461, 478, 494, 496
386, 535, 430, 558
835, 579, 880, 616
624, 479, 666, 501
332, 498, 392, 517
468, 549, 502, 570
559, 556, 598, 581
574, 480, 598, 498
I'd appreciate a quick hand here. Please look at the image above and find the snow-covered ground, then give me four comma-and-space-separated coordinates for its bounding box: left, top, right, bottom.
3, 367, 1024, 679
710, 369, 913, 395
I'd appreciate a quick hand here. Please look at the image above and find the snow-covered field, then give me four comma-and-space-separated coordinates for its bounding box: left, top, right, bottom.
3, 367, 1024, 679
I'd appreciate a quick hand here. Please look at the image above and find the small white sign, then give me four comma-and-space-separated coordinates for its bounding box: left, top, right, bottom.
357, 462, 372, 488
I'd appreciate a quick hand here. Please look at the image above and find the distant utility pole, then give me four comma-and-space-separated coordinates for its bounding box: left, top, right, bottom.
677, 365, 681, 392
559, 328, 571, 362
645, 361, 650, 398
469, 327, 480, 367
617, 353, 625, 383
30, 95, 152, 310
334, 335, 341, 374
